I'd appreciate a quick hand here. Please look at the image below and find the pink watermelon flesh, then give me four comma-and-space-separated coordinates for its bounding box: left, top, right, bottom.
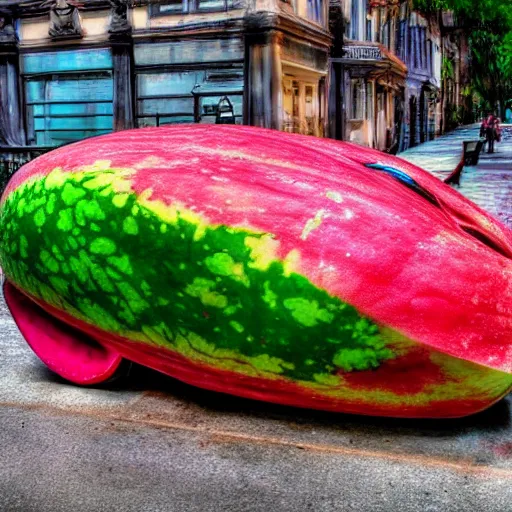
4, 281, 123, 385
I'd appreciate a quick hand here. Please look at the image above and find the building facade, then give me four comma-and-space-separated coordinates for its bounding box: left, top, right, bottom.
328, 0, 407, 153
398, 6, 441, 151
0, 0, 474, 185
0, 0, 331, 156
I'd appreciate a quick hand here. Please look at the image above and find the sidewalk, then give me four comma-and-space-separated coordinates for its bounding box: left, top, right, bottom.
399, 125, 478, 181
400, 124, 512, 229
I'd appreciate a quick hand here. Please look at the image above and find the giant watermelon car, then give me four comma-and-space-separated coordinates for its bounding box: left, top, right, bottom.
1, 125, 512, 418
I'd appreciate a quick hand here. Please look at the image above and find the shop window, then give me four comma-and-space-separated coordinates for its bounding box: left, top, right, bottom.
283, 78, 320, 136
25, 74, 113, 146
25, 76, 113, 147
199, 95, 242, 123
283, 80, 299, 133
136, 67, 243, 127
305, 85, 315, 134
137, 70, 197, 126
150, 0, 234, 15
25, 74, 113, 147
23, 49, 114, 147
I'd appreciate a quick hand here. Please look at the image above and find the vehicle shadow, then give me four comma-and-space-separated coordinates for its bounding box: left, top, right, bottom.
91, 361, 512, 438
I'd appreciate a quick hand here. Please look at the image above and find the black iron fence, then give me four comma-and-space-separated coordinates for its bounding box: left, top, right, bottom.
0, 146, 52, 194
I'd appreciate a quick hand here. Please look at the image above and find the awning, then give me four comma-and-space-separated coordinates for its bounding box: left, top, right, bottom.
338, 42, 407, 83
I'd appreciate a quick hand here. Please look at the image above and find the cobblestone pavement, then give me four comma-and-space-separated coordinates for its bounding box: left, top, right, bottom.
1, 129, 512, 511
400, 124, 512, 230
398, 125, 477, 181
459, 127, 512, 229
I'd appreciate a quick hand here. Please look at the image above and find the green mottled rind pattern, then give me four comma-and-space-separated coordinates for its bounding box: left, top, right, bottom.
0, 167, 398, 384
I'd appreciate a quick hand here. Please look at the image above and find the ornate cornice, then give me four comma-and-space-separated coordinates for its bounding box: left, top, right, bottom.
244, 11, 331, 49
0, 0, 111, 17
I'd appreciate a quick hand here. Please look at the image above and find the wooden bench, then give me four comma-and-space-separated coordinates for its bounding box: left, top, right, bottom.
444, 139, 485, 186
463, 139, 485, 166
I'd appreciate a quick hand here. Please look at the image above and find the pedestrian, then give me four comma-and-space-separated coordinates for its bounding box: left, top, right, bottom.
480, 115, 488, 151
495, 117, 502, 146
485, 112, 498, 154
480, 115, 487, 138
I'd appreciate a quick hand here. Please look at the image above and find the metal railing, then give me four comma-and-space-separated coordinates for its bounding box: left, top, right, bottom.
0, 146, 53, 194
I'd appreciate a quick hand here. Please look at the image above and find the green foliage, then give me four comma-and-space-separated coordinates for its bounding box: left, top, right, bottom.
470, 29, 512, 115
414, 0, 512, 116
441, 57, 454, 80
414, 0, 449, 13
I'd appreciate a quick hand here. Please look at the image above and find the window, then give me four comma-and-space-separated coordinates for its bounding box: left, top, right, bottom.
350, 0, 359, 39
137, 71, 197, 126
421, 28, 427, 70
350, 0, 369, 40
427, 39, 433, 75
156, 0, 182, 13
397, 20, 406, 59
390, 17, 396, 53
136, 67, 243, 127
351, 78, 365, 120
150, 0, 234, 15
307, 0, 324, 24
413, 28, 419, 69
366, 16, 373, 41
379, 9, 391, 48
23, 49, 113, 147
282, 77, 321, 136
382, 20, 390, 49
366, 81, 374, 121
305, 85, 315, 133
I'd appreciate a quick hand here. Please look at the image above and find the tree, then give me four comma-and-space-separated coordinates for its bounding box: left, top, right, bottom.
414, 0, 512, 118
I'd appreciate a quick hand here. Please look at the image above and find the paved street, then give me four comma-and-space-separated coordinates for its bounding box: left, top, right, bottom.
400, 124, 512, 229
1, 128, 512, 511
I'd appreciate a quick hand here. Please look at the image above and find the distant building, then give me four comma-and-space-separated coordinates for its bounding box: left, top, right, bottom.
0, 0, 475, 182
398, 7, 441, 151
328, 0, 407, 153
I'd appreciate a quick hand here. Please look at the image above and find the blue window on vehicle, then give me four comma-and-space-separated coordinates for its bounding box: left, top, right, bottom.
365, 163, 441, 208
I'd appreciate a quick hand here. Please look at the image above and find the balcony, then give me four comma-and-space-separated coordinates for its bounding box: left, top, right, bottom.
341, 43, 384, 63
337, 41, 407, 81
